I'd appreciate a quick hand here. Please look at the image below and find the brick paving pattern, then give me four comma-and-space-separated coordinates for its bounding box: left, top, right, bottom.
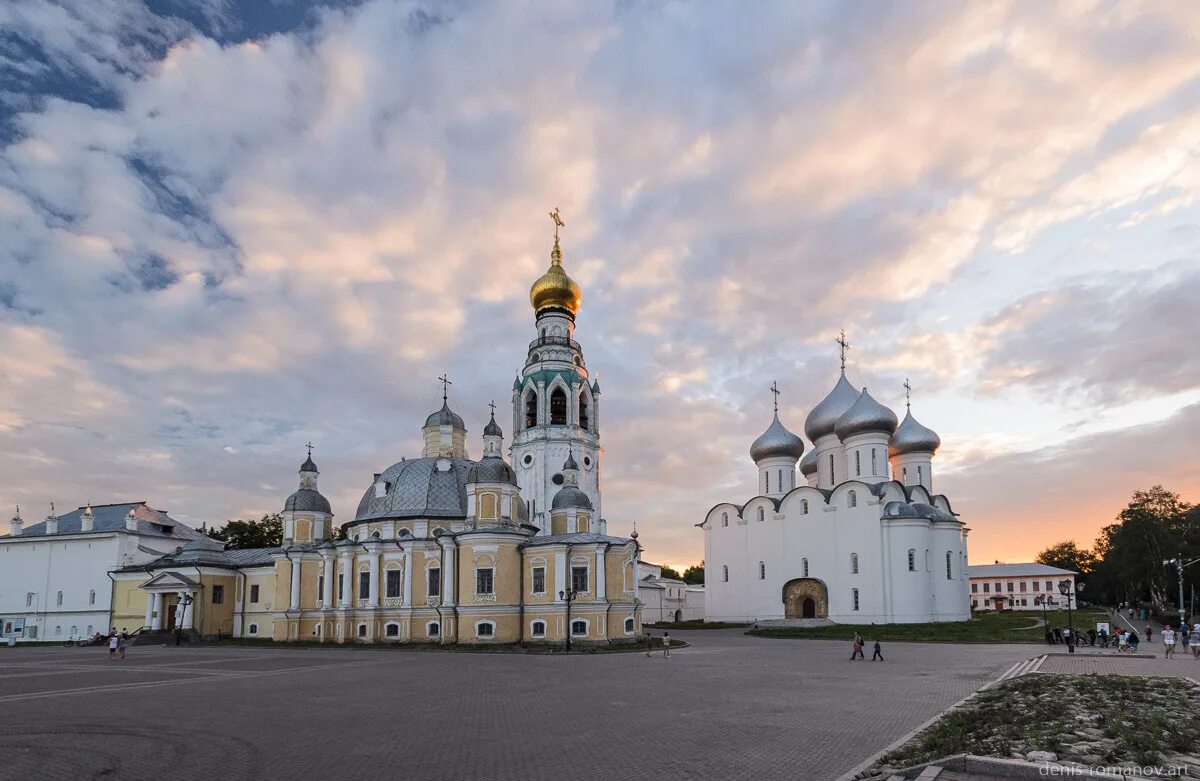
0, 631, 1040, 781
1038, 652, 1200, 678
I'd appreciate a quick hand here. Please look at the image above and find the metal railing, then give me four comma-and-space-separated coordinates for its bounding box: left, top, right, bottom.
528, 336, 581, 353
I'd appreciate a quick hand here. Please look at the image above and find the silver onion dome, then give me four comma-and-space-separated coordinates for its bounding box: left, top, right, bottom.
551, 485, 593, 511
424, 400, 465, 429
804, 373, 860, 441
483, 412, 503, 437
750, 413, 805, 462
835, 388, 899, 439
889, 410, 941, 456
799, 447, 818, 477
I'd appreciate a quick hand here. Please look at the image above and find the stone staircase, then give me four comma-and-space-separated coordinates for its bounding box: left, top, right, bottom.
132, 628, 200, 645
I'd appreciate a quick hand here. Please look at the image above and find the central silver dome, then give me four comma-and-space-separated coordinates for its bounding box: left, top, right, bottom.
355, 457, 472, 521
835, 388, 898, 439
804, 373, 859, 441
750, 413, 805, 462
424, 401, 465, 429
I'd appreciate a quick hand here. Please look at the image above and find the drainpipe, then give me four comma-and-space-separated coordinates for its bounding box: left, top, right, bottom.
283, 547, 297, 640
519, 538, 526, 643
601, 541, 612, 644
432, 533, 445, 642
105, 570, 117, 636
193, 565, 204, 637
453, 535, 461, 643
236, 568, 247, 640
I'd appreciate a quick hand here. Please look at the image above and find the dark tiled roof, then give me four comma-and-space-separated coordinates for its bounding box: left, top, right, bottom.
523, 532, 632, 547
18, 502, 201, 540
285, 488, 332, 514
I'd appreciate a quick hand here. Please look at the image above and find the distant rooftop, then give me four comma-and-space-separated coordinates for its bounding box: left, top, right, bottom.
967, 563, 1078, 578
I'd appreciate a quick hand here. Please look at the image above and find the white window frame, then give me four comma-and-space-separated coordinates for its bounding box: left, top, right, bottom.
570, 618, 589, 637
384, 622, 401, 639
852, 588, 860, 611
248, 623, 259, 636
531, 563, 547, 595
850, 552, 859, 575
426, 620, 441, 638
529, 619, 547, 638
623, 616, 635, 635
357, 622, 368, 638
475, 620, 496, 639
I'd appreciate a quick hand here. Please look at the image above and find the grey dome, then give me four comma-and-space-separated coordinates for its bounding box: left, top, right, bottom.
468, 457, 518, 486
804, 373, 859, 441
890, 410, 941, 456
424, 401, 465, 429
551, 485, 593, 511
300, 455, 318, 473
562, 450, 579, 471
834, 388, 898, 439
285, 488, 331, 514
749, 413, 804, 462
799, 448, 818, 476
355, 457, 473, 521
483, 412, 503, 437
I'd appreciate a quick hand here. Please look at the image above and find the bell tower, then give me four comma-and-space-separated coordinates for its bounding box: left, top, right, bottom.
511, 210, 603, 535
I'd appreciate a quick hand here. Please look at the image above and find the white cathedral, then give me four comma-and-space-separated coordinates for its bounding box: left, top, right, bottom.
702, 349, 971, 624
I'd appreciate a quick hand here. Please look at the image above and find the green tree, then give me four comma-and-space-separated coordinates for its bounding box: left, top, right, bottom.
682, 564, 705, 585
659, 565, 683, 580
207, 514, 283, 549
1035, 541, 1095, 578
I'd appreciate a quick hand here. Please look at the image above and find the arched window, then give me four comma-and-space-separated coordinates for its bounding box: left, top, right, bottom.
427, 621, 440, 638
571, 619, 588, 636
778, 469, 784, 492
800, 499, 808, 515
476, 621, 495, 638
531, 620, 546, 637
524, 390, 538, 429
907, 549, 916, 572
248, 623, 259, 635
945, 551, 953, 580
759, 561, 766, 580
385, 623, 400, 637
847, 490, 857, 508
855, 450, 861, 476
802, 558, 809, 577
871, 448, 878, 475
357, 623, 368, 638
829, 454, 835, 483
925, 549, 930, 572
850, 553, 859, 574
56, 591, 63, 606
624, 617, 634, 634
764, 471, 769, 493
917, 465, 924, 485
903, 466, 908, 483
579, 392, 590, 431
757, 507, 765, 522
852, 588, 860, 611
549, 387, 567, 425
721, 512, 728, 527
89, 589, 95, 605
722, 565, 729, 582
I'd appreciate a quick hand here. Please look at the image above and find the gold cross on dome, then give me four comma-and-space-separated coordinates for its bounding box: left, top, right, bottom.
549, 207, 565, 241
836, 330, 850, 371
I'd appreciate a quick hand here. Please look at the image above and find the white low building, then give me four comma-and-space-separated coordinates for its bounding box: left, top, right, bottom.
0, 502, 201, 642
967, 563, 1078, 612
638, 562, 704, 623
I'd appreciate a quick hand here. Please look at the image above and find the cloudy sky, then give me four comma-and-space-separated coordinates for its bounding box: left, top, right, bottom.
1, 0, 1198, 570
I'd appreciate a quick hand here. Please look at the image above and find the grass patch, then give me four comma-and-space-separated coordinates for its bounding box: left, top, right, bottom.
645, 620, 750, 630
748, 608, 1111, 644
862, 675, 1200, 778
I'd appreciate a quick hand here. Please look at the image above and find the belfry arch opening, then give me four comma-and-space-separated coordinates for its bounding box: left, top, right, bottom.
578, 392, 590, 431
550, 387, 567, 425
524, 390, 538, 429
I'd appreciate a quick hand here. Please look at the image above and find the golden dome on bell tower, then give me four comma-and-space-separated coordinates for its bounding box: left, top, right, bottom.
529, 208, 582, 318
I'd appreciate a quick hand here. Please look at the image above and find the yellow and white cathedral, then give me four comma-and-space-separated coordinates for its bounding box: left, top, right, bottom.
110, 224, 643, 645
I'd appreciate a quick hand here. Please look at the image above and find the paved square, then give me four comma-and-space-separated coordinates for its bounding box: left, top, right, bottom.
0, 632, 1040, 781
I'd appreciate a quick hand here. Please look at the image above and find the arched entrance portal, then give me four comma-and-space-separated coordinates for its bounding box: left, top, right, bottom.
782, 578, 828, 619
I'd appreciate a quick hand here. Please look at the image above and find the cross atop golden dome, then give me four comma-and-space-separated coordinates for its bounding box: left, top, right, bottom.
530, 208, 582, 318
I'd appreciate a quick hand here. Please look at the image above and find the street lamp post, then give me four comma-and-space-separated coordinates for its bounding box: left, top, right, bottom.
175, 593, 193, 647
559, 588, 577, 653
1034, 594, 1048, 642
1163, 556, 1200, 631
1058, 580, 1075, 654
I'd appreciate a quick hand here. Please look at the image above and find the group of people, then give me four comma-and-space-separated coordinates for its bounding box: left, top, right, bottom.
1159, 623, 1200, 659
849, 633, 883, 661
104, 628, 130, 659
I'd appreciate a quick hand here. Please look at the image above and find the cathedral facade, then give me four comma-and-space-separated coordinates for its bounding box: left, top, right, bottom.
110, 223, 642, 645
702, 357, 971, 624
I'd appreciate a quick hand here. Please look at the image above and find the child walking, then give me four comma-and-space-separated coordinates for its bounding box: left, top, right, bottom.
871, 640, 883, 661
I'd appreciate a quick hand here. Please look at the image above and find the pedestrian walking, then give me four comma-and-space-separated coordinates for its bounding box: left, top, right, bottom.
1192, 624, 1200, 659
645, 632, 654, 657
1117, 629, 1128, 652
871, 640, 883, 661
1161, 625, 1176, 658
1128, 630, 1139, 652
107, 632, 118, 659
850, 638, 864, 660
118, 629, 129, 659
662, 631, 671, 658
1145, 625, 1153, 643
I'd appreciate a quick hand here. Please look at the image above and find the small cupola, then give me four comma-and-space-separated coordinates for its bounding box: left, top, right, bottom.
9, 506, 22, 537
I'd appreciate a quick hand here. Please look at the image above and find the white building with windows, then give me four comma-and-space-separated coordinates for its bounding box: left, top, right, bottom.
967, 563, 1078, 612
0, 502, 202, 642
637, 562, 704, 624
702, 356, 971, 624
